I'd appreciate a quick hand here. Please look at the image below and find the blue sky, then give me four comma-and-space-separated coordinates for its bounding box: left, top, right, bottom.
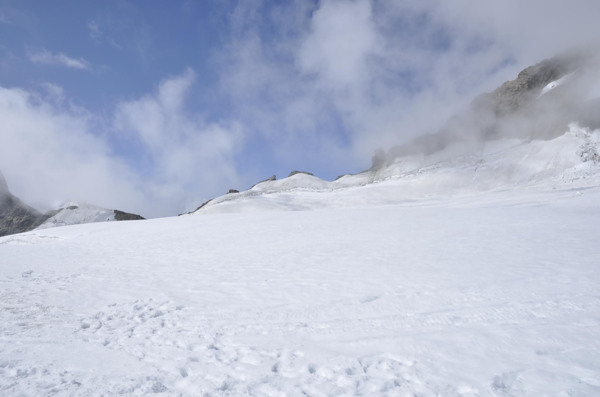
1, 0, 599, 217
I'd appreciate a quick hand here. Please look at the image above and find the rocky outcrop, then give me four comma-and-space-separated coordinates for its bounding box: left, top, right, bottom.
0, 172, 48, 237
0, 172, 146, 236
382, 48, 600, 165
288, 171, 313, 177
250, 175, 276, 189
113, 210, 145, 221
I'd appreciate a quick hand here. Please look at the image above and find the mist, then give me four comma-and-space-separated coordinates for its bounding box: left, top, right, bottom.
1, 0, 600, 217
380, 46, 600, 165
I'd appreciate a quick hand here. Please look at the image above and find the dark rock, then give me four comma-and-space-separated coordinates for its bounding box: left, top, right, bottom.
193, 199, 213, 213
288, 171, 313, 177
113, 210, 145, 221
0, 172, 47, 237
227, 189, 240, 194
250, 175, 276, 189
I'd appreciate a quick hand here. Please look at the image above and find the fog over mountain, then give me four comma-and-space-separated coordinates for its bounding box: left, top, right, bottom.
377, 46, 600, 166
2, 1, 600, 217
0, 171, 48, 237
0, 170, 144, 237
2, 45, 599, 232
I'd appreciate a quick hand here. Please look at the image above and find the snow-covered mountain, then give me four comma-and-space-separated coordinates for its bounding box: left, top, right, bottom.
191, 123, 600, 215
383, 48, 600, 161
36, 201, 144, 230
1, 51, 600, 395
0, 173, 145, 236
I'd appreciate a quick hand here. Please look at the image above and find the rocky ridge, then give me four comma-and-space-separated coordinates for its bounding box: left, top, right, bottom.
382, 48, 600, 164
0, 172, 145, 236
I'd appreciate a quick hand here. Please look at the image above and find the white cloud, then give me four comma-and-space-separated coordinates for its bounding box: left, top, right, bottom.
114, 69, 244, 213
0, 85, 144, 214
28, 48, 90, 70
215, 0, 600, 174
298, 0, 380, 89
3, 0, 599, 217
0, 70, 244, 217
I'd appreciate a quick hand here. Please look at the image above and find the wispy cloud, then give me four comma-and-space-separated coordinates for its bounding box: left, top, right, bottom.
27, 48, 90, 70
87, 20, 102, 41
88, 20, 123, 49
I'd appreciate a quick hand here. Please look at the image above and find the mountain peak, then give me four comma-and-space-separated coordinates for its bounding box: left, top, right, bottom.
0, 171, 9, 197
381, 48, 600, 165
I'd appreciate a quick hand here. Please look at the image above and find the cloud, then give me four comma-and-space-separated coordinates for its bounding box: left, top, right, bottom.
87, 20, 102, 41
3, 0, 600, 218
113, 68, 244, 214
0, 70, 244, 217
0, 85, 144, 214
214, 0, 600, 175
298, 0, 380, 89
28, 48, 91, 70
87, 19, 123, 49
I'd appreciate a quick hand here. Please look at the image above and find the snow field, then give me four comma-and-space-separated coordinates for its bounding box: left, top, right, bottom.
1, 187, 600, 395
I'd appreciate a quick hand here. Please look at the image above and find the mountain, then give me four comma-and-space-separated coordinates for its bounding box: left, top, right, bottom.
188, 124, 599, 215
35, 201, 144, 230
1, 51, 600, 395
0, 171, 49, 237
0, 172, 145, 236
187, 49, 600, 216
380, 48, 600, 163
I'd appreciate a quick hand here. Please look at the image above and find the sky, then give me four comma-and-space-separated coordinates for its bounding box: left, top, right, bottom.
1, 0, 599, 217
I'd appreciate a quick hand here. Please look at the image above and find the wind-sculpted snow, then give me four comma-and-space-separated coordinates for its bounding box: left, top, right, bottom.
1, 167, 600, 394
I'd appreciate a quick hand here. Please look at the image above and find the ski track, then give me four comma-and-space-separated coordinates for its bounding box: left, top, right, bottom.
1, 189, 600, 395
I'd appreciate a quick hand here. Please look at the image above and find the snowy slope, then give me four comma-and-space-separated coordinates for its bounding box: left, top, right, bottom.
194, 124, 600, 215
1, 125, 600, 395
1, 185, 599, 395
36, 201, 116, 230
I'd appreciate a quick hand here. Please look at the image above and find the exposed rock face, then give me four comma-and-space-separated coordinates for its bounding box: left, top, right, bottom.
113, 210, 145, 221
250, 175, 276, 189
382, 48, 600, 165
288, 171, 314, 177
0, 171, 8, 196
0, 172, 145, 236
0, 172, 48, 237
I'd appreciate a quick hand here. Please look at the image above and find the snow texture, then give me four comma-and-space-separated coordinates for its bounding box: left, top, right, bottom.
1, 127, 600, 396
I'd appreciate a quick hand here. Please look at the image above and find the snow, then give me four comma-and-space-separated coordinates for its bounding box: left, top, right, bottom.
197, 125, 600, 215
36, 201, 115, 230
1, 127, 600, 395
539, 72, 573, 97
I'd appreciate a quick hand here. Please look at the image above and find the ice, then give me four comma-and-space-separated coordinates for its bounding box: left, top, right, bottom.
1, 128, 600, 395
